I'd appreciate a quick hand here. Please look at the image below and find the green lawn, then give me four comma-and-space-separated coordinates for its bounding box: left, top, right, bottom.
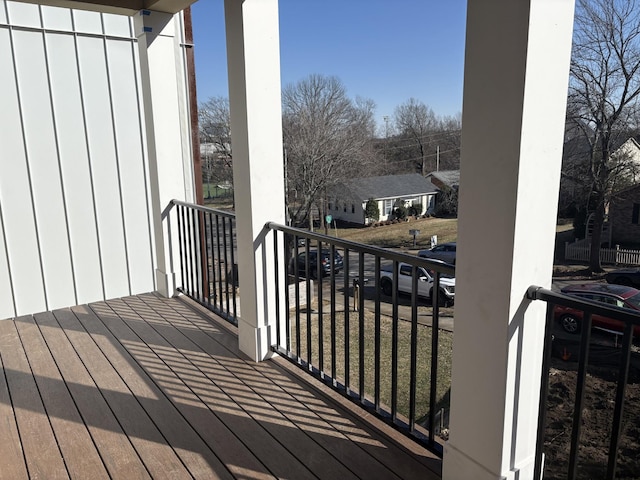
291, 303, 453, 430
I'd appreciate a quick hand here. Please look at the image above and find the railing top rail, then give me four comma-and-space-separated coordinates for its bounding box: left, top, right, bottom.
527, 285, 640, 326
266, 221, 455, 276
170, 199, 236, 219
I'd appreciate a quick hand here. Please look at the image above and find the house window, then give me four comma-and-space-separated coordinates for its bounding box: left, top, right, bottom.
351, 204, 355, 213
633, 203, 640, 225
383, 199, 393, 216
343, 204, 347, 212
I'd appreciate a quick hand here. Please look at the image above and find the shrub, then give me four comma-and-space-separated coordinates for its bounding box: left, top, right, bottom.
434, 186, 458, 217
394, 205, 407, 220
365, 199, 380, 223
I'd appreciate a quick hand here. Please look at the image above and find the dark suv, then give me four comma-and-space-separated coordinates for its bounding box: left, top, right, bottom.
554, 283, 640, 335
290, 249, 344, 278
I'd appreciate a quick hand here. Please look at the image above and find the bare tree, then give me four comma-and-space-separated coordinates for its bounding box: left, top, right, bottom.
391, 99, 461, 175
568, 0, 640, 272
199, 96, 233, 195
283, 74, 380, 227
393, 98, 438, 176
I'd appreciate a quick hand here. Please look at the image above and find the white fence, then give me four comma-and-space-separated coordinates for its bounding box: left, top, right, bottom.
565, 241, 640, 265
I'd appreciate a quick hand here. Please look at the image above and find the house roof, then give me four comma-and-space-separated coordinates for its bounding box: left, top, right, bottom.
426, 170, 460, 187
339, 174, 438, 201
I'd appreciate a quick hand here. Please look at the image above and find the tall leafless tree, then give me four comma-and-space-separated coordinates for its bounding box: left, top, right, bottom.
282, 74, 380, 227
199, 96, 233, 193
393, 98, 438, 176
567, 0, 640, 272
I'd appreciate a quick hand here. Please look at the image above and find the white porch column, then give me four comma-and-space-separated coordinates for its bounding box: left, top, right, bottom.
443, 1, 575, 479
224, 0, 285, 361
135, 10, 194, 297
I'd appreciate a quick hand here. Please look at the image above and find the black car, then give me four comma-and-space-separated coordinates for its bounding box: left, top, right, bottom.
290, 249, 344, 278
605, 268, 640, 288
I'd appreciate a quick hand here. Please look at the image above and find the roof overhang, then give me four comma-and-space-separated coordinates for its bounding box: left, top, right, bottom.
12, 0, 197, 16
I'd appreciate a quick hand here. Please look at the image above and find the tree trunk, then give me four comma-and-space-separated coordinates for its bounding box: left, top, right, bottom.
588, 202, 606, 273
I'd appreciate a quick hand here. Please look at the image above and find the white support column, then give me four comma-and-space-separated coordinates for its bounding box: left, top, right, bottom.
224, 0, 285, 361
443, 1, 575, 479
135, 10, 193, 297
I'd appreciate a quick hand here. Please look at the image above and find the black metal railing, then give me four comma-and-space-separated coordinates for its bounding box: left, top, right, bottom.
527, 286, 640, 480
169, 200, 237, 324
266, 222, 455, 455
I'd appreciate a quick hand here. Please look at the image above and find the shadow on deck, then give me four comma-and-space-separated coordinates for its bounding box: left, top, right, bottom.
0, 293, 441, 479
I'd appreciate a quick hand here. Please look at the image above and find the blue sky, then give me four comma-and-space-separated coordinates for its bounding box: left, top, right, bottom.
191, 0, 467, 129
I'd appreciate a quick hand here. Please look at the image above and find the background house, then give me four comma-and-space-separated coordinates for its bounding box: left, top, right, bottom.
329, 173, 438, 225
426, 170, 460, 191
610, 183, 640, 245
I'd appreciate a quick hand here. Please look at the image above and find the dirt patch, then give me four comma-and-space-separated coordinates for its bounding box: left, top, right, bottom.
543, 357, 640, 479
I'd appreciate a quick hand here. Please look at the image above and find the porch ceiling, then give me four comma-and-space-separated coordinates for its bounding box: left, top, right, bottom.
11, 0, 197, 15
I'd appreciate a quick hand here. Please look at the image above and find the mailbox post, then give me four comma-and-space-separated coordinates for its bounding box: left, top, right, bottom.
409, 229, 420, 247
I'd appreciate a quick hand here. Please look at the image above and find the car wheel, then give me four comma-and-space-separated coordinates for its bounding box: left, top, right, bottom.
381, 278, 393, 296
560, 314, 581, 334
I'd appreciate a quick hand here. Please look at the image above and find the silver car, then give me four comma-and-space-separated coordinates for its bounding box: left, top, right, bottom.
418, 242, 457, 265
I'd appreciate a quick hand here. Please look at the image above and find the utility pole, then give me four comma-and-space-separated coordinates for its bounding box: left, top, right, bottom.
436, 145, 440, 172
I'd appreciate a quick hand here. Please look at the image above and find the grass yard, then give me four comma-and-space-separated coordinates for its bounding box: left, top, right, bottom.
332, 217, 459, 250
289, 301, 453, 431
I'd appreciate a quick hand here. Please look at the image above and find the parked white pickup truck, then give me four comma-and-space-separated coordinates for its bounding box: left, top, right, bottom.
379, 262, 455, 306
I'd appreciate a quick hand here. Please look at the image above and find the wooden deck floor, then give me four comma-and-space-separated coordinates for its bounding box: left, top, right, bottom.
0, 293, 442, 480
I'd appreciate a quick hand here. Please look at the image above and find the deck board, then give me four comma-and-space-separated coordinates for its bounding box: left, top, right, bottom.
34, 311, 151, 479
0, 293, 442, 480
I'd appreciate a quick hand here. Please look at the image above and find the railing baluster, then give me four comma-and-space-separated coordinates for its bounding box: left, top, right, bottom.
568, 312, 593, 480
343, 248, 350, 391
409, 265, 419, 431
215, 215, 224, 312
294, 237, 301, 360
606, 323, 634, 480
374, 255, 381, 411
274, 230, 281, 348
330, 244, 337, 385
207, 212, 216, 306
534, 301, 555, 480
222, 217, 230, 318
177, 205, 186, 293
285, 233, 291, 353
358, 251, 365, 402
229, 218, 237, 322
429, 270, 441, 448
188, 207, 197, 299
306, 240, 312, 368
391, 260, 399, 423
318, 240, 324, 375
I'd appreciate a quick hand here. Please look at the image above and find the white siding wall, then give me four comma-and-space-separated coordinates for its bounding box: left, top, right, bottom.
0, 1, 158, 319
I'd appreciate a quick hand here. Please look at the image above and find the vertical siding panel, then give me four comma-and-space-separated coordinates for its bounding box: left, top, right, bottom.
41, 5, 72, 32
102, 13, 131, 38
6, 1, 40, 28
72, 9, 102, 35
107, 39, 154, 294
77, 35, 129, 299
13, 29, 75, 311
47, 32, 104, 304
0, 28, 46, 315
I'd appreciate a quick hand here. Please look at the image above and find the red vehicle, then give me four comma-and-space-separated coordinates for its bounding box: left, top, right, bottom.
555, 283, 640, 336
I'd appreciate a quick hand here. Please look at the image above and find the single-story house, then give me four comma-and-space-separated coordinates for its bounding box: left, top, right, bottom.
426, 170, 460, 190
328, 173, 439, 225
610, 183, 640, 245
